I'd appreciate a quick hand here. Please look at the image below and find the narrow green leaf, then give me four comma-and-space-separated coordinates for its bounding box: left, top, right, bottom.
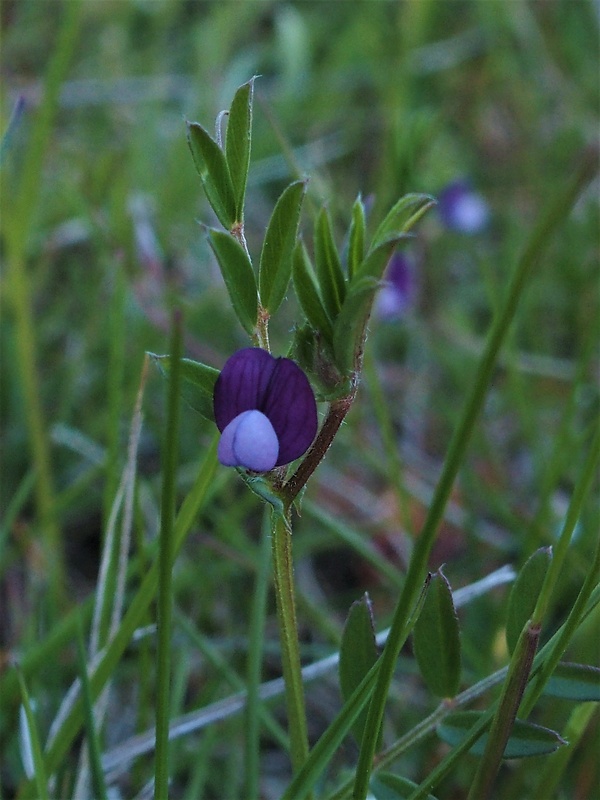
150, 354, 219, 421
75, 617, 109, 800
347, 194, 366, 279
225, 78, 255, 219
506, 547, 552, 654
354, 237, 403, 284
207, 229, 258, 334
187, 121, 237, 229
437, 711, 566, 758
339, 594, 379, 746
292, 240, 334, 341
332, 275, 379, 375
373, 773, 438, 800
544, 662, 600, 701
16, 667, 50, 800
371, 193, 436, 250
413, 568, 461, 698
259, 180, 307, 313
314, 206, 346, 318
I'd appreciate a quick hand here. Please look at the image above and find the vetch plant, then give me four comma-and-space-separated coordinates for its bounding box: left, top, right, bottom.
144, 79, 600, 800
9, 62, 597, 800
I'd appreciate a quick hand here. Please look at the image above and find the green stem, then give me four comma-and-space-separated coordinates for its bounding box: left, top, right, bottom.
154, 310, 183, 798
270, 509, 310, 777
351, 146, 599, 800
466, 622, 540, 800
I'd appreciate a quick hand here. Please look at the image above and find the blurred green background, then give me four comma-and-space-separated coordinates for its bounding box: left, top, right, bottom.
1, 1, 598, 798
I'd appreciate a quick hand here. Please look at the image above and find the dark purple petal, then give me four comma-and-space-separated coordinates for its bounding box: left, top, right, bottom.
438, 180, 489, 234
261, 357, 318, 466
214, 348, 277, 431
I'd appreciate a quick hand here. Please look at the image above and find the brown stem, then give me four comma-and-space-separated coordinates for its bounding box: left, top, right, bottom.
283, 386, 357, 503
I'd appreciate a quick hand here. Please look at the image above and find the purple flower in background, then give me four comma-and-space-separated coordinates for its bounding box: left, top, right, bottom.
437, 180, 489, 234
214, 348, 318, 472
374, 251, 418, 320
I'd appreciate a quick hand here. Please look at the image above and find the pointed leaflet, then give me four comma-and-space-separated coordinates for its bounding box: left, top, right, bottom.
225, 78, 255, 219
332, 275, 379, 376
150, 354, 219, 421
347, 195, 366, 280
543, 662, 600, 702
259, 180, 307, 313
339, 594, 379, 747
413, 568, 461, 698
207, 229, 258, 335
506, 547, 552, 654
187, 121, 237, 229
314, 205, 346, 318
370, 193, 436, 250
437, 711, 566, 758
292, 240, 334, 342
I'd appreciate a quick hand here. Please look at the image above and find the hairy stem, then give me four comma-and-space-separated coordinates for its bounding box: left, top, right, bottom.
270, 510, 311, 782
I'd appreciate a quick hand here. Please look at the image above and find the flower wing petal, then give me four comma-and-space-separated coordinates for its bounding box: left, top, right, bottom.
262, 357, 318, 466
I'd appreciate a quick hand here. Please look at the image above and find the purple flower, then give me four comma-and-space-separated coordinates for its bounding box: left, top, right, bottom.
437, 180, 489, 234
213, 348, 318, 472
374, 251, 418, 319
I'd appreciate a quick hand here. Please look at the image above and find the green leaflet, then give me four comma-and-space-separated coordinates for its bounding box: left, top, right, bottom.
339, 594, 379, 746
544, 661, 600, 702
292, 240, 334, 342
150, 354, 219, 421
413, 569, 461, 698
314, 205, 346, 318
225, 78, 255, 219
370, 193, 436, 250
506, 547, 552, 655
187, 121, 237, 229
259, 180, 307, 314
437, 711, 566, 759
207, 229, 258, 335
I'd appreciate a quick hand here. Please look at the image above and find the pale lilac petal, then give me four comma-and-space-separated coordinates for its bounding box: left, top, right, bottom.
375, 252, 417, 319
218, 410, 279, 472
438, 180, 489, 234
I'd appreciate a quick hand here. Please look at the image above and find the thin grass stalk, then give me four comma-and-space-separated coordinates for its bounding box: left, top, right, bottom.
154, 310, 183, 798
270, 509, 311, 779
245, 509, 273, 798
351, 146, 599, 800
4, 0, 82, 612
363, 348, 414, 539
104, 265, 126, 527
74, 616, 108, 800
73, 357, 148, 798
16, 666, 50, 800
